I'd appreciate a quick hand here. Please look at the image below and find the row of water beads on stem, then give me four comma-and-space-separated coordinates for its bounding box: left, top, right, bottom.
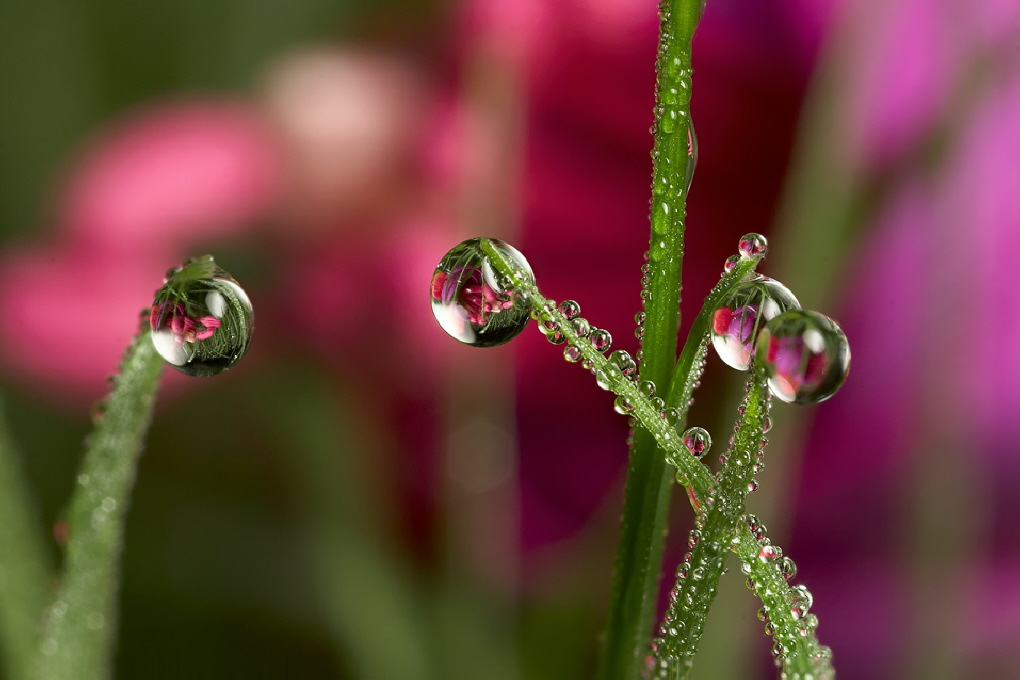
741, 513, 830, 666
428, 235, 852, 454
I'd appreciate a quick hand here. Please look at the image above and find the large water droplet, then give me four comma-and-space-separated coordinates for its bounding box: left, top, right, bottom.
756, 310, 850, 404
430, 238, 534, 347
710, 277, 800, 371
150, 255, 253, 376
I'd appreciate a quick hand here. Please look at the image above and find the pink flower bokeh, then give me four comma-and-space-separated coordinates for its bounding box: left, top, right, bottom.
0, 0, 1016, 676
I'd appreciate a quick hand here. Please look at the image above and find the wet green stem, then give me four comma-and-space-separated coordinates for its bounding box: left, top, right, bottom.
482, 244, 763, 511
33, 332, 164, 680
650, 374, 770, 678
595, 0, 705, 676
732, 524, 835, 679
0, 394, 54, 680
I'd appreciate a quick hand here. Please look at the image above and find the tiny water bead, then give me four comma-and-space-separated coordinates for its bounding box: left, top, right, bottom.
710, 277, 801, 371
738, 233, 768, 258
681, 427, 711, 458
149, 255, 253, 377
756, 310, 850, 404
430, 238, 534, 347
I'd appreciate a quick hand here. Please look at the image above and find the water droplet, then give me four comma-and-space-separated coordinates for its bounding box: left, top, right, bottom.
723, 254, 740, 273
570, 317, 591, 337
791, 584, 814, 610
559, 299, 581, 319
639, 380, 656, 397
86, 612, 105, 630
431, 238, 533, 347
738, 233, 768, 258
756, 310, 850, 404
681, 427, 711, 458
595, 369, 614, 390
684, 122, 698, 193
747, 479, 759, 493
613, 395, 634, 414
150, 255, 253, 376
780, 556, 797, 581
590, 329, 613, 351
710, 277, 801, 371
608, 350, 638, 378
563, 345, 583, 363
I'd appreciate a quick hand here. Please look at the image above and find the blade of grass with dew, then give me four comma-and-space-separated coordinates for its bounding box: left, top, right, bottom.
598, 1, 705, 676
33, 331, 164, 680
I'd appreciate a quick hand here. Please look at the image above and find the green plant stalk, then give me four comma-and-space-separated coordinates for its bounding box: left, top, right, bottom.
481, 246, 764, 507
34, 332, 164, 680
0, 394, 54, 680
485, 244, 834, 674
651, 375, 770, 679
732, 523, 834, 679
597, 0, 705, 676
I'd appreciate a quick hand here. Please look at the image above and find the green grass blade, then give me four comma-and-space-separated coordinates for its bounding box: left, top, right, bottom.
34, 332, 164, 680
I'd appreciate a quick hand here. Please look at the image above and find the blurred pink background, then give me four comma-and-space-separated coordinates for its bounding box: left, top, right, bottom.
0, 0, 1017, 677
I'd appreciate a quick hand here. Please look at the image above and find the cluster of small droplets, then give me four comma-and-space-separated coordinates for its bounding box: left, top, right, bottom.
638, 252, 652, 305
649, 537, 725, 677
737, 513, 825, 669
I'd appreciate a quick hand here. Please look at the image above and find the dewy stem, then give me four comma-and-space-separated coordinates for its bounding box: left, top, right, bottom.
597, 1, 705, 676
33, 331, 164, 680
651, 375, 770, 678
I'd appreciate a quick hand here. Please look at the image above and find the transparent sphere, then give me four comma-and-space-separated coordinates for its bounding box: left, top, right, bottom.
681, 427, 712, 458
150, 255, 254, 376
756, 310, 850, 404
710, 277, 800, 371
430, 238, 534, 347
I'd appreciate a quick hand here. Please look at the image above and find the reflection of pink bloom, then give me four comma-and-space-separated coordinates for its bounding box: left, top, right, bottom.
433, 267, 513, 326
151, 302, 221, 343
195, 317, 221, 340
712, 304, 758, 345
763, 333, 827, 396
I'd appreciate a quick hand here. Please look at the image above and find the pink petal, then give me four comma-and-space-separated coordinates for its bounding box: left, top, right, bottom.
60, 100, 283, 251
